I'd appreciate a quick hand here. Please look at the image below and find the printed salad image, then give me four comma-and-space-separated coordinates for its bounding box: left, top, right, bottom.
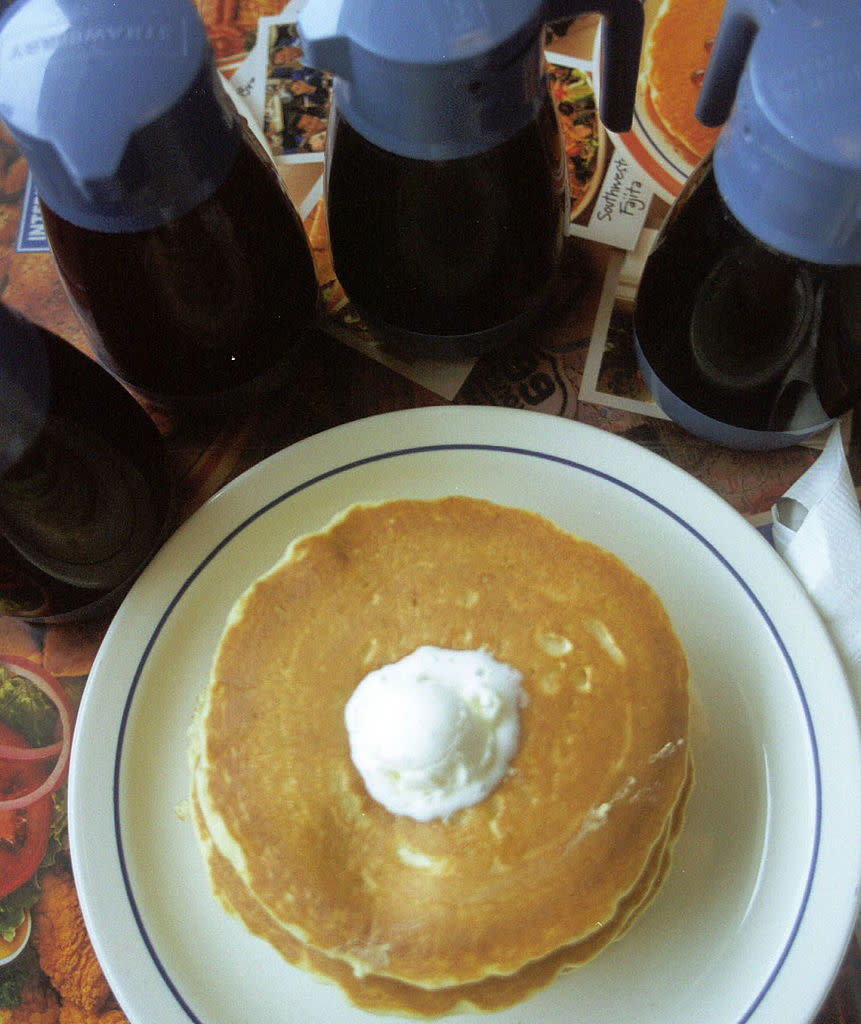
0, 657, 72, 1011
547, 63, 605, 219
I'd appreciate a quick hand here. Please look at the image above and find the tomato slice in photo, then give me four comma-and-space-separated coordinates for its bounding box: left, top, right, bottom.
0, 720, 52, 899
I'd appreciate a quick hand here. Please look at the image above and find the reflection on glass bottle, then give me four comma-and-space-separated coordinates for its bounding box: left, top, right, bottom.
0, 303, 172, 622
634, 155, 861, 434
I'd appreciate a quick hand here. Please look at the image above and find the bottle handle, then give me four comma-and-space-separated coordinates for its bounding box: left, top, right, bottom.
544, 0, 644, 133
695, 0, 770, 126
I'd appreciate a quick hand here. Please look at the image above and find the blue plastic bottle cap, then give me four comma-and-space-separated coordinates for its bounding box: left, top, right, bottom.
708, 2, 861, 265
298, 0, 550, 161
0, 0, 240, 232
298, 0, 644, 162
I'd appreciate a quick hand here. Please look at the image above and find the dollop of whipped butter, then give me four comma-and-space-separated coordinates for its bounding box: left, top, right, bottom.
344, 646, 525, 822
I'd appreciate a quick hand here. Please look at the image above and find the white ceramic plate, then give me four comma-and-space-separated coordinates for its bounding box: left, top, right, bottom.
69, 406, 861, 1024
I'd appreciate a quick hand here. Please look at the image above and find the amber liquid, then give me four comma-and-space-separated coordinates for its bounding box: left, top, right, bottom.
41, 126, 319, 404
634, 158, 861, 431
325, 92, 567, 355
0, 315, 172, 622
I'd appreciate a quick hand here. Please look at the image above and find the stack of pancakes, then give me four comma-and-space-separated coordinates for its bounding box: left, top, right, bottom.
641, 0, 725, 166
190, 497, 692, 1015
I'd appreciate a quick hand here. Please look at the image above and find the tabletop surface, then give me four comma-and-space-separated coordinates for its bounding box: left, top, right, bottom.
0, 2, 858, 1022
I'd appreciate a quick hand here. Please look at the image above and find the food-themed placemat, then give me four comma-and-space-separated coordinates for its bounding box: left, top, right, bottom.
0, 3, 859, 1023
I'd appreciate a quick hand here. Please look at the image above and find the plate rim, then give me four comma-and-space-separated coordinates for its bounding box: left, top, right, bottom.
69, 406, 861, 1024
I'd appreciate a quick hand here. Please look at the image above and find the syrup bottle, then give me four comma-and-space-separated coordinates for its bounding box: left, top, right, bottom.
0, 302, 172, 622
634, 0, 860, 450
298, 0, 644, 357
0, 0, 319, 406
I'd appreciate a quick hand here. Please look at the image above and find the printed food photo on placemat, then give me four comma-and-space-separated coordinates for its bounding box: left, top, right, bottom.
547, 63, 606, 225
627, 0, 726, 198
264, 20, 331, 157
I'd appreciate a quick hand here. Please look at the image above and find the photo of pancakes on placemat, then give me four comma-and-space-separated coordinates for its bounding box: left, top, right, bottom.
632, 0, 725, 191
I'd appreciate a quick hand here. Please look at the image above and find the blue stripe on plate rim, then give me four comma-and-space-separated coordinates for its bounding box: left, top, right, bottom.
632, 107, 690, 183
111, 442, 822, 1024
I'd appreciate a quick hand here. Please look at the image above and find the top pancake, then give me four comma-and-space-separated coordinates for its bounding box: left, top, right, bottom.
194, 497, 689, 987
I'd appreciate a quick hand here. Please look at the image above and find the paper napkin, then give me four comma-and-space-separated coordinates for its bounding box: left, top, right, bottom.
772, 425, 861, 706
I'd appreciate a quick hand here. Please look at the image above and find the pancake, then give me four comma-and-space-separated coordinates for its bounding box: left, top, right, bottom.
191, 496, 691, 996
642, 0, 724, 165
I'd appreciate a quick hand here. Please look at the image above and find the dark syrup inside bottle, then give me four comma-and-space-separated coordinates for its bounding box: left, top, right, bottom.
0, 312, 172, 622
41, 124, 319, 405
635, 156, 861, 432
325, 90, 567, 356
